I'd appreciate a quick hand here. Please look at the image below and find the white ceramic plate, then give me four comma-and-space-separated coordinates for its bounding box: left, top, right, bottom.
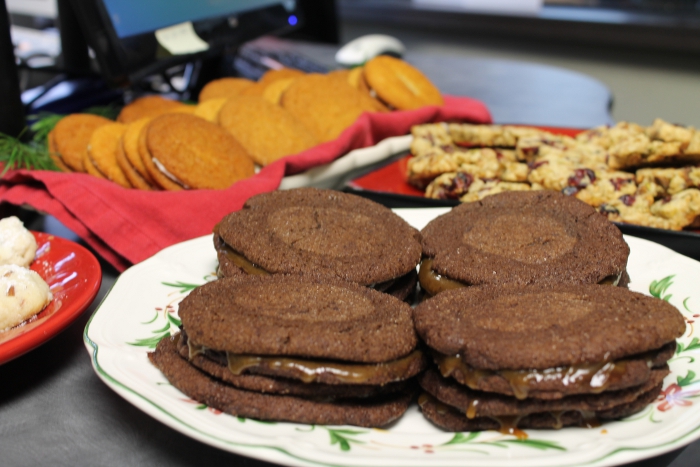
84, 208, 700, 467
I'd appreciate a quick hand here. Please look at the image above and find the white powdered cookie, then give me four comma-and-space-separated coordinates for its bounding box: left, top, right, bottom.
0, 264, 52, 331
0, 216, 37, 267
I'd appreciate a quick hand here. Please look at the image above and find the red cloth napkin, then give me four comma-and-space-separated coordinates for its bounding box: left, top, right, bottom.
0, 95, 491, 271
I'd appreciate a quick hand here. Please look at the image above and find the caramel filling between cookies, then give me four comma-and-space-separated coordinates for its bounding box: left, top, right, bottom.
418, 258, 623, 295
188, 338, 423, 384
435, 353, 646, 400
418, 393, 529, 439
418, 392, 600, 435
418, 258, 465, 296
220, 243, 270, 276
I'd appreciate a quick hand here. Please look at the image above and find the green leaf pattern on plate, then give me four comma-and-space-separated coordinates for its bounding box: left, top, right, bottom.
439, 432, 565, 452
325, 428, 367, 451
127, 277, 213, 348
649, 275, 675, 301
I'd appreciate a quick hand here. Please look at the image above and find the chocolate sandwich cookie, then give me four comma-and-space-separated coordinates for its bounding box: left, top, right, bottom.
418, 384, 662, 433
418, 366, 666, 432
150, 336, 413, 427
415, 284, 683, 391
150, 274, 424, 426
179, 275, 421, 365
214, 188, 422, 301
177, 331, 411, 399
419, 191, 630, 295
413, 284, 684, 432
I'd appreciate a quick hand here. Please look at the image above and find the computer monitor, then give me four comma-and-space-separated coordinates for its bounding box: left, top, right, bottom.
69, 0, 301, 87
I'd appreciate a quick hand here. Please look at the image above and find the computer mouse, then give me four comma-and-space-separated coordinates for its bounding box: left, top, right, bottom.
335, 34, 406, 67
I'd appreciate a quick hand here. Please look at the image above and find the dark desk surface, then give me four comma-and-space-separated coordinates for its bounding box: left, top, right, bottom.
1, 40, 697, 467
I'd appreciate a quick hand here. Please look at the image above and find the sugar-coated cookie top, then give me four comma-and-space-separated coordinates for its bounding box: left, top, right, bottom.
0, 216, 37, 268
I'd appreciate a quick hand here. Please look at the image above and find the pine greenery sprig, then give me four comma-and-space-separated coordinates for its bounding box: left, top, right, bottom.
0, 130, 59, 175
0, 105, 120, 175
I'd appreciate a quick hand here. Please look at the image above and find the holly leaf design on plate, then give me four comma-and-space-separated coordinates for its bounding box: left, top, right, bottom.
325, 428, 367, 451
649, 275, 675, 302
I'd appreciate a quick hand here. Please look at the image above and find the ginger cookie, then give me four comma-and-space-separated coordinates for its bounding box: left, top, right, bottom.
47, 129, 72, 172
87, 122, 132, 188
138, 120, 183, 191
52, 114, 112, 172
364, 55, 443, 110
144, 113, 255, 190
116, 138, 153, 190
170, 105, 196, 115
281, 73, 379, 142
117, 95, 187, 124
83, 152, 106, 179
194, 98, 227, 122
239, 81, 268, 97
123, 118, 157, 185
327, 68, 350, 83
218, 95, 317, 166
198, 77, 254, 102
347, 66, 368, 91
347, 66, 389, 112
261, 78, 295, 105
239, 69, 306, 100
258, 67, 305, 85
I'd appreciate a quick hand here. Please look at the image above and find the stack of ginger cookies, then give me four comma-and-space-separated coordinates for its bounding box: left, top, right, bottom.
46, 56, 443, 190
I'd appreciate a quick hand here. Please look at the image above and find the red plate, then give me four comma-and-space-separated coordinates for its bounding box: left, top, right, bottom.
348, 126, 583, 195
0, 231, 102, 364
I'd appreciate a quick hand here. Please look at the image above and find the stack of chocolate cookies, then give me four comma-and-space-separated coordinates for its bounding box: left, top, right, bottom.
413, 191, 685, 432
413, 283, 684, 433
149, 274, 426, 427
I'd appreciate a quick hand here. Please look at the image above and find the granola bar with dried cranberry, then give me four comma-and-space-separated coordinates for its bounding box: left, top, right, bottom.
636, 167, 700, 196
406, 147, 460, 189
410, 123, 454, 158
448, 123, 549, 148
458, 180, 534, 203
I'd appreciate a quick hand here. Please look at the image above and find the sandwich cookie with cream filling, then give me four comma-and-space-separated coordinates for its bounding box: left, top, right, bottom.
139, 113, 255, 190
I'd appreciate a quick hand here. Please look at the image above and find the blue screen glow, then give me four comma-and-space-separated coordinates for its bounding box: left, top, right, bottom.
101, 0, 294, 38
